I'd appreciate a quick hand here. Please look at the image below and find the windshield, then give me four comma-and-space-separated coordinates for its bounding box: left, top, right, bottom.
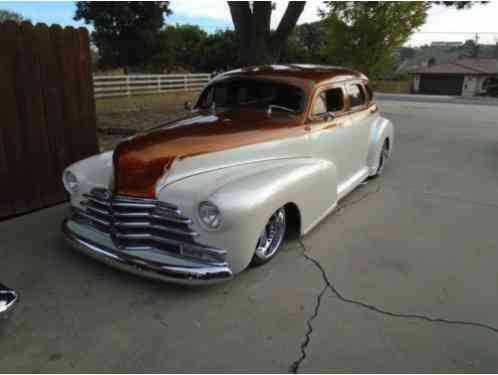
196, 79, 306, 113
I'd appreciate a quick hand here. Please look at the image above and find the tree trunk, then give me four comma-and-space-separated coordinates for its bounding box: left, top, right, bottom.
228, 1, 305, 67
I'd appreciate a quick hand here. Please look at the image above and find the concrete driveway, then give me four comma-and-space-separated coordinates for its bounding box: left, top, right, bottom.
1, 98, 498, 372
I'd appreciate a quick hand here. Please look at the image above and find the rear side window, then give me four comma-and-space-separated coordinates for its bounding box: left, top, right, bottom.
311, 87, 344, 116
347, 84, 366, 108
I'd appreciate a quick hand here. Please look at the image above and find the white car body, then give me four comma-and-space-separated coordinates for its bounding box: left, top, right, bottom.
62, 65, 394, 285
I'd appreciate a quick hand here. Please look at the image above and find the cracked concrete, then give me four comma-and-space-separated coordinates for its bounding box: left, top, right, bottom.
292, 237, 498, 373
1, 99, 498, 372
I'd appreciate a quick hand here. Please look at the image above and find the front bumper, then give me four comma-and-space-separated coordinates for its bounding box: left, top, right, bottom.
63, 219, 233, 285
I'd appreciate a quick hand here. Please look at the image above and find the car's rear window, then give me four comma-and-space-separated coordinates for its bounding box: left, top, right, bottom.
197, 78, 306, 113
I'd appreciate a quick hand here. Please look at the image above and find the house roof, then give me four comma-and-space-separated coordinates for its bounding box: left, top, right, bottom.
411, 58, 498, 75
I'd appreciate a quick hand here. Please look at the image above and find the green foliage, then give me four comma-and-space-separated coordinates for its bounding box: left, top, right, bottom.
0, 9, 29, 23
433, 1, 487, 9
201, 29, 239, 72
74, 1, 171, 72
461, 39, 479, 58
280, 22, 327, 64
321, 2, 429, 78
147, 25, 239, 73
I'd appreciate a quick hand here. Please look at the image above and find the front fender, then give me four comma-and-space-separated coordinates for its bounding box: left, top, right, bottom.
367, 115, 394, 175
63, 151, 114, 207
161, 158, 338, 274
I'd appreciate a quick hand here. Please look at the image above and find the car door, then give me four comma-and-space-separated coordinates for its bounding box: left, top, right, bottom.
346, 81, 376, 172
307, 84, 354, 186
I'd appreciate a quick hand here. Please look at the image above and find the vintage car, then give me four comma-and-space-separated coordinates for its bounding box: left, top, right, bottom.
62, 65, 394, 285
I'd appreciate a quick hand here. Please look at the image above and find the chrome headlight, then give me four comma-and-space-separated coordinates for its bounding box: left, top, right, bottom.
198, 201, 222, 230
63, 170, 79, 194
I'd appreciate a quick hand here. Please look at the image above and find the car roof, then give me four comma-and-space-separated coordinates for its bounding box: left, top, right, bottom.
214, 64, 368, 86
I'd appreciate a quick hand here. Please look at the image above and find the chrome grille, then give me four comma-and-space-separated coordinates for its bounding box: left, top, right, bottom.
72, 188, 227, 265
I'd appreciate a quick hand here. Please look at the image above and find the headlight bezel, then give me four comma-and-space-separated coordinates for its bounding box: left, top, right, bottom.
63, 170, 79, 194
198, 201, 223, 230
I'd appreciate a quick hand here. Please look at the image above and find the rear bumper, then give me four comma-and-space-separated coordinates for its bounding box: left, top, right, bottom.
63, 219, 233, 285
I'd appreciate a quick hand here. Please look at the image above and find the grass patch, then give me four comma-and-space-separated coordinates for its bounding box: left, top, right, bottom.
96, 91, 200, 151
371, 80, 411, 94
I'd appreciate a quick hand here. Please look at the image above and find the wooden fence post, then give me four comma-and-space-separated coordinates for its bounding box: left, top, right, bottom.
0, 21, 98, 220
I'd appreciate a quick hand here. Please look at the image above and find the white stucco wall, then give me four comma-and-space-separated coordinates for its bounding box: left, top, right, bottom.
412, 75, 420, 93
462, 75, 478, 97
462, 75, 492, 96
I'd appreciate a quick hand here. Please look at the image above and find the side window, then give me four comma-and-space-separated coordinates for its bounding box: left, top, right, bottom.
347, 83, 366, 108
311, 88, 344, 117
325, 88, 344, 112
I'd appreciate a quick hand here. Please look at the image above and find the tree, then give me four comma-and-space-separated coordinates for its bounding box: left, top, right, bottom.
74, 2, 172, 73
428, 56, 437, 66
461, 38, 479, 58
0, 9, 29, 23
202, 29, 240, 72
168, 24, 208, 70
149, 26, 239, 73
320, 1, 483, 78
321, 2, 428, 78
228, 1, 306, 66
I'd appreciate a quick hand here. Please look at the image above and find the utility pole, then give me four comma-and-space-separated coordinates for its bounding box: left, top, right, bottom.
474, 33, 480, 58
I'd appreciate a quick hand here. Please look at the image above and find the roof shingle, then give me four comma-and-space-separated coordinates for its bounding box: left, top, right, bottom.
411, 58, 498, 75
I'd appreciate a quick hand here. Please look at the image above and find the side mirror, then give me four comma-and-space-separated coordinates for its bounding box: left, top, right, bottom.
0, 284, 18, 322
184, 101, 193, 111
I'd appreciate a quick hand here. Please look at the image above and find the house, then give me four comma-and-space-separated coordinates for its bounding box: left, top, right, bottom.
430, 41, 463, 48
410, 58, 498, 96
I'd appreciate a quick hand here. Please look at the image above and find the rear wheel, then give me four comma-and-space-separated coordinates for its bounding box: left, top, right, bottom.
251, 207, 286, 266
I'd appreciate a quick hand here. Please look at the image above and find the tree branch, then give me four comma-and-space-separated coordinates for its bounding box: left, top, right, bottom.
228, 1, 253, 64
272, 1, 306, 46
253, 1, 272, 35
228, 1, 251, 33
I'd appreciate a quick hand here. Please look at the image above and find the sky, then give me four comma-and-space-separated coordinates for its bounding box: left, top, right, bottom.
1, 1, 497, 47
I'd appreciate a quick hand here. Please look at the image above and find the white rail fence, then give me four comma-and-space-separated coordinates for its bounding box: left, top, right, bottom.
93, 73, 211, 99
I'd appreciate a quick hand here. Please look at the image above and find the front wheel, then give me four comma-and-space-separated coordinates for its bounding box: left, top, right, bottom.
251, 207, 286, 266
374, 140, 389, 177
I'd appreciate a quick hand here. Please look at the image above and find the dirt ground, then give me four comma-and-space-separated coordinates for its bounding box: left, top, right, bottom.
96, 91, 200, 151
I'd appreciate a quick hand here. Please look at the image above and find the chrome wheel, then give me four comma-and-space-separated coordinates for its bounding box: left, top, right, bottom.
252, 208, 286, 265
377, 141, 389, 175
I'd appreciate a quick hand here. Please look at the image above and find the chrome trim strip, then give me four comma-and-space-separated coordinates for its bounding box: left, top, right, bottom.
63, 220, 233, 285
113, 221, 199, 237
0, 284, 18, 320
75, 207, 198, 237
75, 188, 226, 264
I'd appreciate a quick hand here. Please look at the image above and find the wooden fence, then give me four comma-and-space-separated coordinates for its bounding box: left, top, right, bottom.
0, 21, 98, 220
93, 73, 211, 99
